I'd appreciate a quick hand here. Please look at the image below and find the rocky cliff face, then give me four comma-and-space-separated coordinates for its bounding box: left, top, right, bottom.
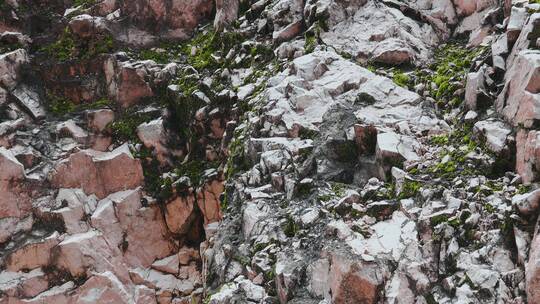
1, 0, 540, 303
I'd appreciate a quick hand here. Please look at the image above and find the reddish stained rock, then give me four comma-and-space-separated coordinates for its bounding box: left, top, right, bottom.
516, 130, 540, 184
5, 233, 60, 272
49, 144, 144, 199
114, 64, 154, 108
118, 0, 214, 42
92, 188, 175, 268
328, 251, 388, 304
53, 229, 131, 281
452, 0, 478, 16
197, 179, 224, 225
165, 195, 198, 235
72, 271, 133, 303
497, 51, 540, 128
0, 147, 31, 219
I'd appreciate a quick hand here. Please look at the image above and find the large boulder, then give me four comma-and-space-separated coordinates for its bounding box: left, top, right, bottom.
49, 144, 144, 199
497, 50, 540, 128
91, 188, 175, 268
53, 229, 130, 281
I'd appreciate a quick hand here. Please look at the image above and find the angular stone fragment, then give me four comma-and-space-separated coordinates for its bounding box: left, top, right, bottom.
165, 195, 197, 235
473, 119, 512, 154
376, 132, 420, 167
137, 118, 168, 164
54, 229, 130, 280
512, 189, 540, 216
0, 268, 49, 298
56, 119, 89, 143
11, 85, 46, 120
5, 232, 60, 272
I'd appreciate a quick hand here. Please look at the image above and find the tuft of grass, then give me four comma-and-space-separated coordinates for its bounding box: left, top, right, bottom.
430, 134, 449, 146
398, 180, 421, 199
393, 71, 411, 88
109, 111, 152, 143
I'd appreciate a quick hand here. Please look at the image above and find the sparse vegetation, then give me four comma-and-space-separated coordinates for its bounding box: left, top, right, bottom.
43, 27, 114, 61
47, 93, 111, 116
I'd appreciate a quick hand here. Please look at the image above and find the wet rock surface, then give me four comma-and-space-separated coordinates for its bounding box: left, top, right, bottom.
1, 0, 540, 303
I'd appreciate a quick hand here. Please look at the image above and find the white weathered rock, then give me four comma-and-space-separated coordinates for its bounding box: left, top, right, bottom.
464, 67, 487, 110
56, 119, 89, 143
87, 109, 114, 133
214, 0, 238, 31
512, 189, 540, 215
137, 118, 168, 164
507, 7, 528, 43
473, 119, 512, 154
0, 268, 49, 298
0, 49, 28, 90
376, 132, 420, 166
317, 1, 439, 65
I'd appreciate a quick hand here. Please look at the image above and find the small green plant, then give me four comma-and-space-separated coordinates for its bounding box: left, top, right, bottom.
430, 134, 449, 146
283, 215, 299, 237
517, 184, 532, 194
398, 180, 421, 199
46, 94, 111, 116
184, 29, 244, 70
109, 111, 152, 143
393, 71, 411, 88
47, 95, 76, 116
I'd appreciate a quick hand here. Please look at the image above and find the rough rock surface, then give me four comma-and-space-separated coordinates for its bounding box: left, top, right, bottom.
2, 0, 540, 303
